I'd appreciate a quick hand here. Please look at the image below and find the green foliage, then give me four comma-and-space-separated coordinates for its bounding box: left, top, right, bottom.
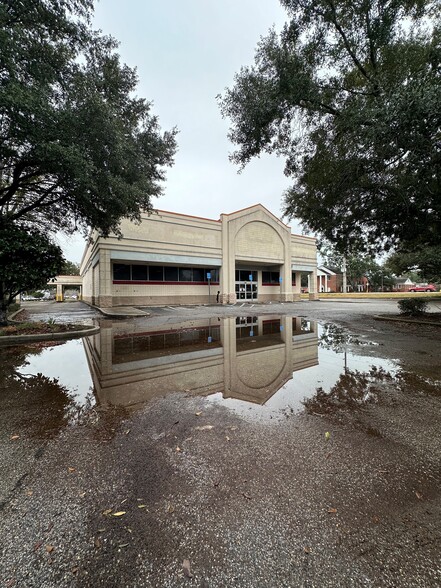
320, 241, 394, 291
397, 298, 429, 315
0, 0, 177, 238
62, 260, 80, 275
0, 0, 177, 322
0, 225, 64, 323
385, 246, 441, 282
219, 0, 441, 260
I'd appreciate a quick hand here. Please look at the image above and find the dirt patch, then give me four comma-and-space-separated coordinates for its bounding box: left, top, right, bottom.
0, 321, 88, 337
376, 312, 441, 325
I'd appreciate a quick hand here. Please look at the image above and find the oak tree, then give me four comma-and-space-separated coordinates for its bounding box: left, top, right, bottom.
219, 0, 440, 260
0, 0, 177, 319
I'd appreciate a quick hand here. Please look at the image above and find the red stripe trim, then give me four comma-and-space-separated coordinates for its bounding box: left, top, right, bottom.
113, 280, 220, 285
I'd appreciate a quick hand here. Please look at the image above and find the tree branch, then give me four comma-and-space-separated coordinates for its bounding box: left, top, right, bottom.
8, 182, 64, 221
0, 167, 42, 206
327, 0, 372, 85
365, 10, 377, 73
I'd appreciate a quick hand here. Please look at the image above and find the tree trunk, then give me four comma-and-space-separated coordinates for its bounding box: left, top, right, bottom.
0, 304, 8, 326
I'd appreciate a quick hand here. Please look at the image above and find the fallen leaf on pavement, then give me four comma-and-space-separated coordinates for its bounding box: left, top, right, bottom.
225, 436, 230, 441
167, 504, 175, 513
112, 511, 126, 517
45, 545, 54, 553
68, 467, 76, 473
176, 446, 182, 452
102, 509, 112, 516
328, 508, 337, 514
304, 547, 311, 554
183, 559, 193, 578
138, 504, 148, 509
195, 412, 202, 416
415, 491, 423, 500
10, 435, 20, 440
119, 543, 129, 548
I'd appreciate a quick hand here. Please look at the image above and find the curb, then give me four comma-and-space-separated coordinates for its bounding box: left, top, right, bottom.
0, 325, 100, 346
373, 315, 441, 327
81, 300, 150, 318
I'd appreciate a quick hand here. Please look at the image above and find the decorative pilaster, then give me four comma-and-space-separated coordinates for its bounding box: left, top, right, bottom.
98, 250, 113, 308
309, 268, 319, 300
56, 283, 63, 302
220, 214, 236, 304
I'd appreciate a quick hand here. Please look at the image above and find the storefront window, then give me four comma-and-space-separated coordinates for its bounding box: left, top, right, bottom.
132, 265, 148, 281
179, 268, 192, 282
164, 267, 178, 281
149, 266, 164, 281
192, 268, 204, 282
113, 264, 219, 283
262, 271, 280, 284
113, 264, 131, 280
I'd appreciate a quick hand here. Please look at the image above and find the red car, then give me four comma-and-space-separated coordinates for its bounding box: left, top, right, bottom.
409, 284, 437, 292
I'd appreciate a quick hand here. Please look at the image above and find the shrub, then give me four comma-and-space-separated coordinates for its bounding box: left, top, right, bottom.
397, 298, 429, 316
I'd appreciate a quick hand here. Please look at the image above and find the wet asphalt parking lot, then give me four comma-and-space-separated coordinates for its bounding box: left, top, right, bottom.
1, 299, 441, 587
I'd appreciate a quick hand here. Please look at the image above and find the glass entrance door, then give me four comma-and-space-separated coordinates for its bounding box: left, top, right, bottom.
235, 269, 258, 301
235, 281, 258, 301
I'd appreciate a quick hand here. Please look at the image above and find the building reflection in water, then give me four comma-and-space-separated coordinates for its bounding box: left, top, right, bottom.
83, 316, 318, 408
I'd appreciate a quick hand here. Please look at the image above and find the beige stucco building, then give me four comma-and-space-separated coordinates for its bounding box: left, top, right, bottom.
80, 204, 318, 307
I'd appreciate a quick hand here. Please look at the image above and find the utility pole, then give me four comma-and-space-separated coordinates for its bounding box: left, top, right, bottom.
342, 256, 347, 293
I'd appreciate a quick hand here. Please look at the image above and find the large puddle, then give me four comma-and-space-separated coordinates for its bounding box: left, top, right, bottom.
1, 316, 440, 435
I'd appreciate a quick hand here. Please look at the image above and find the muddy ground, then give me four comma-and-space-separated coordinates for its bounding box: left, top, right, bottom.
1, 299, 440, 587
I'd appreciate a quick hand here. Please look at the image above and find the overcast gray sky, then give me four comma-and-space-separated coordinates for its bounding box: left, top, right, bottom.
60, 0, 304, 263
